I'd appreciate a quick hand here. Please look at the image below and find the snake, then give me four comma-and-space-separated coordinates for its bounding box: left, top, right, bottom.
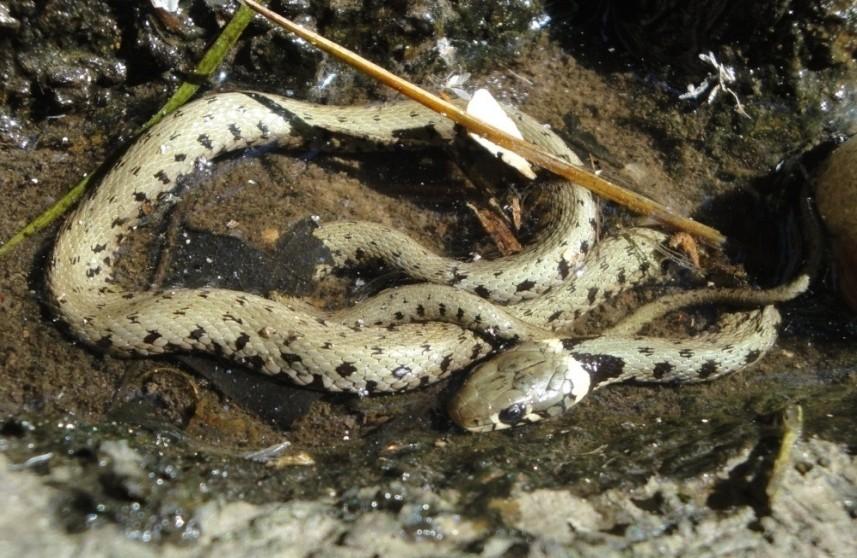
46, 90, 805, 432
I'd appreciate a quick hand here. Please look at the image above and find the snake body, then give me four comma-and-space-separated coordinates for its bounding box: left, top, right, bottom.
47, 91, 799, 431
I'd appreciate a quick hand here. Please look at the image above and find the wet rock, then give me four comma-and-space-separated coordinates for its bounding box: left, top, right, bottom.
236, 0, 547, 103
0, 2, 20, 30
0, 111, 31, 148
16, 45, 127, 110
546, 1, 857, 165
99, 439, 149, 501
490, 488, 605, 544
816, 134, 857, 311
126, 3, 209, 76
2, 0, 125, 111
2, 436, 856, 555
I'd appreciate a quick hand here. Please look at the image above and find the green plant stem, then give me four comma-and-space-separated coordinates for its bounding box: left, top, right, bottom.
0, 2, 263, 258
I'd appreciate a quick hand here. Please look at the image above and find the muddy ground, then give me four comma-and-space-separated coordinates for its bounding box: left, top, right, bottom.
1, 0, 856, 555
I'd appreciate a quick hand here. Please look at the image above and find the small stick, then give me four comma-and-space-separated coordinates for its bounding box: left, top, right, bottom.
242, 0, 726, 246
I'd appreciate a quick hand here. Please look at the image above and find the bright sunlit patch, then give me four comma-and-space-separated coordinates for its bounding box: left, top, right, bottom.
565, 356, 591, 401
466, 89, 536, 180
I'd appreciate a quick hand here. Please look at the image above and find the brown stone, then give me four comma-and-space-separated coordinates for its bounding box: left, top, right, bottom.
816, 135, 857, 311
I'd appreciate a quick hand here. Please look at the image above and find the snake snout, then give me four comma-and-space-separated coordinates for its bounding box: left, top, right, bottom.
449, 341, 572, 432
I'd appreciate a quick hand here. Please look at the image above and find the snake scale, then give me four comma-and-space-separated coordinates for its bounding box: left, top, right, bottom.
47, 90, 803, 432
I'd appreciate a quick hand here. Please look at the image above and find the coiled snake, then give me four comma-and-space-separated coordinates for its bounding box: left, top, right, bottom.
47, 91, 804, 432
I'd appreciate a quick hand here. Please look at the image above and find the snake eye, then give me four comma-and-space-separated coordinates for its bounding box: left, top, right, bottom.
498, 402, 526, 425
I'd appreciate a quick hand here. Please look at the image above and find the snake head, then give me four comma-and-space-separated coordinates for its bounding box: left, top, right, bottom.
448, 340, 592, 432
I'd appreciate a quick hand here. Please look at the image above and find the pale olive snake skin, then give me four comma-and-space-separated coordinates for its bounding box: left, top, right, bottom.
47, 91, 803, 431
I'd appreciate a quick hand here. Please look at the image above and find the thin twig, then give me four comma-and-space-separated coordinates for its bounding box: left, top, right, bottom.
0, 2, 265, 258
242, 0, 726, 246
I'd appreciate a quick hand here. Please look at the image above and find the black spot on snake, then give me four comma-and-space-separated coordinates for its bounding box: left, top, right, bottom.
744, 349, 761, 364
228, 123, 242, 140
394, 311, 404, 320
223, 313, 243, 325
321, 341, 333, 349
235, 333, 250, 351
653, 362, 673, 379
580, 240, 590, 254
174, 153, 186, 162
281, 352, 302, 365
336, 362, 357, 377
548, 310, 563, 323
256, 121, 270, 138
561, 338, 583, 350
85, 267, 101, 278
470, 344, 483, 359
438, 303, 447, 316
244, 355, 265, 370
572, 352, 626, 385
475, 285, 491, 298
450, 269, 467, 284
698, 360, 719, 378
638, 346, 655, 356
678, 348, 694, 358
130, 165, 141, 176
416, 304, 425, 317
92, 243, 106, 253
189, 327, 206, 340
143, 330, 161, 344
587, 287, 599, 304
365, 380, 379, 394
617, 269, 627, 285
154, 170, 170, 184
110, 217, 128, 228
456, 307, 465, 320
516, 279, 536, 293
308, 374, 326, 390
96, 335, 112, 349
557, 257, 570, 279
197, 134, 213, 149
440, 354, 454, 372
